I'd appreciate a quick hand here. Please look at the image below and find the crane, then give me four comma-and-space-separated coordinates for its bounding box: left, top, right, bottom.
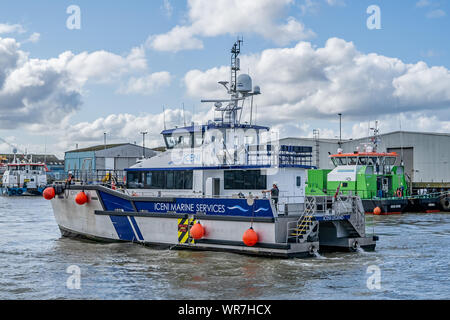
0, 136, 26, 155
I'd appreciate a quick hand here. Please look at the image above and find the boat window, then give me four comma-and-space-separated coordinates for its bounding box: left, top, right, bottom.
296, 176, 302, 187
348, 157, 357, 165
164, 134, 193, 149
128, 170, 193, 189
166, 171, 175, 189
224, 170, 267, 190
336, 158, 347, 165
331, 158, 337, 167
127, 171, 144, 189
193, 132, 204, 148
385, 157, 396, 166
358, 157, 368, 165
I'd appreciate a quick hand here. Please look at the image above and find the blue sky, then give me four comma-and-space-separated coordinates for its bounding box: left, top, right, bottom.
0, 0, 449, 157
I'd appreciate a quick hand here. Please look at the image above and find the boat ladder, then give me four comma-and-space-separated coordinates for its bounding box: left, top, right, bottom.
286, 197, 318, 243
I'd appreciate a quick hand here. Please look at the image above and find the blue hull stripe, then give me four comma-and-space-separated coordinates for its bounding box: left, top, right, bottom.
129, 216, 144, 241
109, 216, 137, 241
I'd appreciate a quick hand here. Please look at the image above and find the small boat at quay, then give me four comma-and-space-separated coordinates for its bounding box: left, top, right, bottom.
44, 40, 377, 258
1, 154, 48, 197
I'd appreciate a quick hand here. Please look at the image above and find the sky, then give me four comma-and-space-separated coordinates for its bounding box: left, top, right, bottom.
0, 0, 449, 158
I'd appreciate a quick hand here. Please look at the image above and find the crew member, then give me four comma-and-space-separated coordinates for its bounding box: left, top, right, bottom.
65, 173, 74, 187
263, 183, 280, 208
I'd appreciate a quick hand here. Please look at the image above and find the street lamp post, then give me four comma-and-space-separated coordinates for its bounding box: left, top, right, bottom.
338, 113, 342, 147
140, 132, 148, 158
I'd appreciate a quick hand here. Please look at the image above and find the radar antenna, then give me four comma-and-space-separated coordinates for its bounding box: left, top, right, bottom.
200, 38, 261, 127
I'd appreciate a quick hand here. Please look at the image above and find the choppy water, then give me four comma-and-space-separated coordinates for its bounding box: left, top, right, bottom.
0, 196, 449, 300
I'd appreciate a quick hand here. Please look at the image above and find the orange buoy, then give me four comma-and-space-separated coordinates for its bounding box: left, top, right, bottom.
243, 228, 258, 247
75, 191, 88, 205
43, 187, 56, 200
373, 207, 382, 215
190, 222, 205, 240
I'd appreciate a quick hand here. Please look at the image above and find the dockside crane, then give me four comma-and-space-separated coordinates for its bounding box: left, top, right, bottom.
0, 136, 26, 159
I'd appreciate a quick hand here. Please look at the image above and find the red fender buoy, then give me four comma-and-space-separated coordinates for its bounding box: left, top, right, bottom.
75, 192, 88, 205
43, 187, 56, 200
373, 207, 382, 215
190, 222, 205, 240
243, 228, 258, 247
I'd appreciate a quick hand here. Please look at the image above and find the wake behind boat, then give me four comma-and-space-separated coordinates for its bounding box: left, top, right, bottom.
44, 40, 377, 258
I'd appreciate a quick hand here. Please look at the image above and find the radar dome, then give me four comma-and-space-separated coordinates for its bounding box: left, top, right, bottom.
237, 74, 252, 93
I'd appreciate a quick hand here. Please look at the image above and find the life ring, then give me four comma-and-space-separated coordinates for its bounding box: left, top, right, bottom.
441, 197, 450, 212
397, 190, 402, 198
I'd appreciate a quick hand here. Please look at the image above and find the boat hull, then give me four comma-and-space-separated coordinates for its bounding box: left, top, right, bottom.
1, 186, 45, 196
50, 186, 321, 258
405, 196, 444, 213
362, 199, 408, 215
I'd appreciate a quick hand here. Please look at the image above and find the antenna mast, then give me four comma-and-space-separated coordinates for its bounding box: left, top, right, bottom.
200, 38, 260, 127
370, 121, 380, 152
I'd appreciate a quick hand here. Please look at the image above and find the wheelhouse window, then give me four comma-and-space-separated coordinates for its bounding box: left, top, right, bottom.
127, 170, 193, 189
348, 157, 357, 165
224, 170, 267, 190
384, 157, 396, 166
164, 131, 204, 150
336, 157, 347, 165
164, 134, 192, 149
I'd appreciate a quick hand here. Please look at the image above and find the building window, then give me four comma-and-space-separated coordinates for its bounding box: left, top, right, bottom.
127, 170, 193, 190
296, 176, 301, 187
224, 170, 267, 190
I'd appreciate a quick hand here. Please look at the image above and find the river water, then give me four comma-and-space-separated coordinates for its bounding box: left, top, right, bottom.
0, 196, 449, 300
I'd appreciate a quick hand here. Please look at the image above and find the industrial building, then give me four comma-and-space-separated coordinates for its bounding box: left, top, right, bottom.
64, 143, 158, 176
279, 131, 450, 192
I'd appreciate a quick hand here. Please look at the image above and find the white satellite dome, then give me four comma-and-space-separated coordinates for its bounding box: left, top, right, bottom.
237, 74, 252, 93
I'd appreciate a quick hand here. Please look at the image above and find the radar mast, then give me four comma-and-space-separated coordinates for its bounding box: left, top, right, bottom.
201, 38, 260, 127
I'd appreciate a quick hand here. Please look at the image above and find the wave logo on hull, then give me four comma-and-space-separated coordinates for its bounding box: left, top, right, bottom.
227, 206, 270, 213
227, 206, 249, 212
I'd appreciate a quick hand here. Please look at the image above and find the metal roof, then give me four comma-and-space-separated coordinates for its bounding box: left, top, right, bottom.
65, 143, 129, 154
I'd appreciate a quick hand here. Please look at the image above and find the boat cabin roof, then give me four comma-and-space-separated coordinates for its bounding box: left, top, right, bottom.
7, 163, 46, 166
330, 152, 398, 158
161, 123, 270, 135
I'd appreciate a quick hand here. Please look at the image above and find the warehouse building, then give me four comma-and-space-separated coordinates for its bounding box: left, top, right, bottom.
279, 131, 450, 191
64, 143, 158, 178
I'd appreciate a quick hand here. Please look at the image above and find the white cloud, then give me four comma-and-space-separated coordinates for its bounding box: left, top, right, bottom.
147, 26, 204, 52
162, 0, 174, 17
23, 32, 41, 44
326, 0, 345, 6
416, 0, 431, 8
184, 38, 450, 127
0, 23, 26, 34
426, 9, 446, 18
147, 0, 315, 52
0, 37, 155, 130
118, 71, 172, 95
